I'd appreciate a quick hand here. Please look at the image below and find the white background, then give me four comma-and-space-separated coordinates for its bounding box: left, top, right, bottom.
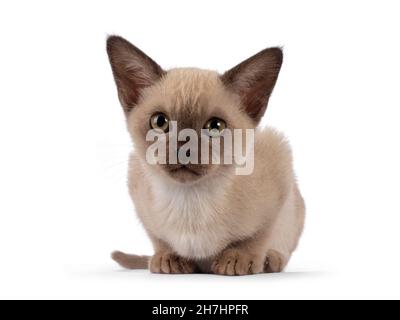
0, 0, 399, 299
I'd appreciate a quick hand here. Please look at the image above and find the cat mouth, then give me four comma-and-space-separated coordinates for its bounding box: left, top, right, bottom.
169, 165, 200, 176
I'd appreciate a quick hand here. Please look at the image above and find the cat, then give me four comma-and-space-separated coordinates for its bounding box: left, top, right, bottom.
106, 35, 305, 275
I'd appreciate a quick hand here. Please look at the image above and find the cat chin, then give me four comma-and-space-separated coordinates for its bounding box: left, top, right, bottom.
161, 163, 234, 184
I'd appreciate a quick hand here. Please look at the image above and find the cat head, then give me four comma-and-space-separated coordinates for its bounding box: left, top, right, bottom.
107, 36, 282, 184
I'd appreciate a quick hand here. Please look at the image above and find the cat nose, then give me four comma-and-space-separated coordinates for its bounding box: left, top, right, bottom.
176, 146, 190, 157
177, 141, 189, 154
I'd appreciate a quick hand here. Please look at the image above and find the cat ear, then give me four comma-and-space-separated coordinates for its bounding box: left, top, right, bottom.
106, 36, 165, 114
221, 47, 283, 122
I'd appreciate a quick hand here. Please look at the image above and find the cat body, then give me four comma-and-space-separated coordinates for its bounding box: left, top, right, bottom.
107, 37, 305, 275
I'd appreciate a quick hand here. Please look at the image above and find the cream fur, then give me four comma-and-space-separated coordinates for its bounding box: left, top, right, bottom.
128, 125, 305, 272
107, 36, 305, 275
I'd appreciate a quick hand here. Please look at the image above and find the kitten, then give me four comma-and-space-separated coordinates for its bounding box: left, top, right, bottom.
106, 36, 305, 275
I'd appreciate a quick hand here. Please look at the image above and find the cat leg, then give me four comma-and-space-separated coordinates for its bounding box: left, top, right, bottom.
149, 237, 198, 274
263, 186, 305, 273
211, 231, 269, 276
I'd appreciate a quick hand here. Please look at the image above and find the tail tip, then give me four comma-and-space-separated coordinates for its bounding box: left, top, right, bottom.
111, 250, 125, 262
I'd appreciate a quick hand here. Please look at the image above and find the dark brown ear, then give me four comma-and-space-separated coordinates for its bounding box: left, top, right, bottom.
221, 47, 283, 122
106, 36, 165, 114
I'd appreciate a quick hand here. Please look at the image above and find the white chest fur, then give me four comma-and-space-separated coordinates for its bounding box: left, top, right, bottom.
148, 175, 231, 259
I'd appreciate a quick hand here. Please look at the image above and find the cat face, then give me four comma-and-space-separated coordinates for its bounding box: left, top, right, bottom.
107, 36, 282, 183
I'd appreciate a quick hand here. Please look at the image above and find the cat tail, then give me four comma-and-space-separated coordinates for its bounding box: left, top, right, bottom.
111, 251, 150, 269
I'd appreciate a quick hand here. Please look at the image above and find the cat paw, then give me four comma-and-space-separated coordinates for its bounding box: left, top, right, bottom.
150, 252, 197, 274
265, 249, 287, 273
211, 249, 265, 276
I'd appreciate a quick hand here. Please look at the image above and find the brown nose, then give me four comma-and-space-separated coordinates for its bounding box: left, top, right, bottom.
176, 146, 190, 157
176, 140, 191, 157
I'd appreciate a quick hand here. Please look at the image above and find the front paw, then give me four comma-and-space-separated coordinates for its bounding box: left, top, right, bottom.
150, 252, 197, 274
265, 249, 287, 273
211, 249, 265, 276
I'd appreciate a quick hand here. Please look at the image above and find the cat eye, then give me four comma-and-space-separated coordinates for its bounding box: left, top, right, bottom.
150, 113, 169, 132
204, 118, 226, 137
